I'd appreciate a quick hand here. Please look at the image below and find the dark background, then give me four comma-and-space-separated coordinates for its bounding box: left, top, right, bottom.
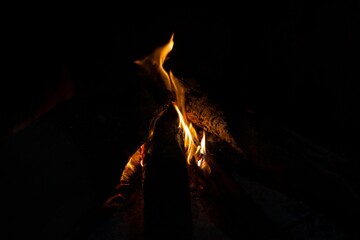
2, 2, 358, 159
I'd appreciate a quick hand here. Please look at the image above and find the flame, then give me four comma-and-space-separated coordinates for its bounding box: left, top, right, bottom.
134, 34, 174, 91
136, 33, 207, 167
197, 131, 206, 167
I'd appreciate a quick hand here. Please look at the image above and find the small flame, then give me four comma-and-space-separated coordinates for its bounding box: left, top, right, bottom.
197, 131, 206, 167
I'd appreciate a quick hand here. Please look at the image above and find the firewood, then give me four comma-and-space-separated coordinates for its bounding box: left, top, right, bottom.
143, 106, 193, 240
185, 85, 244, 156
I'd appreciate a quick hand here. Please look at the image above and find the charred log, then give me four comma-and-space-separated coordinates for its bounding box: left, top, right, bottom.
185, 86, 244, 156
143, 106, 194, 240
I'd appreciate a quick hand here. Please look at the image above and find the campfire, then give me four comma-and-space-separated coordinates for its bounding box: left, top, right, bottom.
103, 33, 248, 239
4, 29, 357, 240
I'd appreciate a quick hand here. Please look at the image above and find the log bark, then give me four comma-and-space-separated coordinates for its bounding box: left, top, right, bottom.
185, 86, 244, 156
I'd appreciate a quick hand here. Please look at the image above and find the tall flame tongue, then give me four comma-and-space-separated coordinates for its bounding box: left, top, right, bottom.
136, 33, 206, 167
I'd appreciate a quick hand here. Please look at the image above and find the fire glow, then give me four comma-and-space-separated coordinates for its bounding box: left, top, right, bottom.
135, 33, 207, 168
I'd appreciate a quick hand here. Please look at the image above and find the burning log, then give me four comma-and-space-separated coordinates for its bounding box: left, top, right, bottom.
142, 105, 193, 240
105, 33, 249, 218
104, 32, 248, 216
185, 88, 243, 155
103, 145, 144, 208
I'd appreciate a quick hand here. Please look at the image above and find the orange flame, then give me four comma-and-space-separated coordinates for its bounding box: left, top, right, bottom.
136, 33, 206, 167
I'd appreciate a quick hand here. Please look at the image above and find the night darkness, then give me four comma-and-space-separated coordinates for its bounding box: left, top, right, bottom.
2, 2, 358, 156
1, 2, 359, 239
